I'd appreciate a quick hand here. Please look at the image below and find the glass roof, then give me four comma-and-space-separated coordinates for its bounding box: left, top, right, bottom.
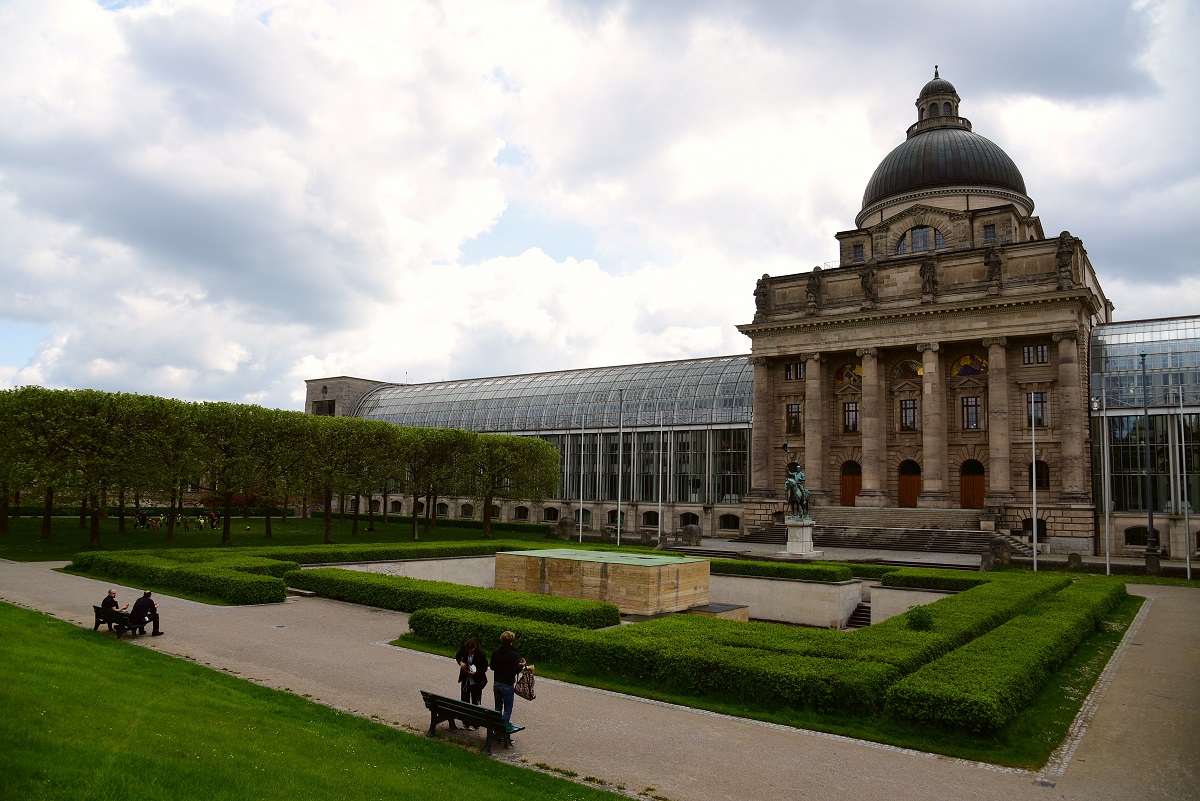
352, 355, 753, 432
1089, 316, 1200, 408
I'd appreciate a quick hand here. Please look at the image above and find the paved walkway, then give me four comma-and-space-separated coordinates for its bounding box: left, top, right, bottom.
1, 560, 1196, 801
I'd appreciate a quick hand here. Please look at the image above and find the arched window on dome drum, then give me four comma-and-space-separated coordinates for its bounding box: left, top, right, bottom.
896, 226, 947, 255
919, 106, 925, 121
943, 102, 952, 116
929, 103, 940, 118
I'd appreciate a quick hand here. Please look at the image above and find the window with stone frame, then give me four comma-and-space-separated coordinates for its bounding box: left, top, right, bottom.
1023, 344, 1050, 365
900, 398, 918, 431
784, 362, 805, 381
785, 403, 802, 435
961, 396, 982, 429
1027, 391, 1049, 427
983, 223, 996, 244
852, 243, 864, 263
843, 401, 860, 433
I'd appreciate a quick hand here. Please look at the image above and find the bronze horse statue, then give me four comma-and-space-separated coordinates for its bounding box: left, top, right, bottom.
785, 464, 810, 518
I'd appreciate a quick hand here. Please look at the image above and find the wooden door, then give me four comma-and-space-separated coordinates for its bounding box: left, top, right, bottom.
840, 462, 862, 506
898, 460, 922, 507
961, 460, 985, 509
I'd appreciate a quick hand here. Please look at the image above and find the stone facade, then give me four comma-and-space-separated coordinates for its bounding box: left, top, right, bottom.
737, 73, 1111, 552
304, 376, 386, 417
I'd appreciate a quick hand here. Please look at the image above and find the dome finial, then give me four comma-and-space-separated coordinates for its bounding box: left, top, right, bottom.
934, 65, 939, 79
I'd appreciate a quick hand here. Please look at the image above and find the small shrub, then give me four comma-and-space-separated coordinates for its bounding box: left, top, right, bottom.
905, 606, 934, 631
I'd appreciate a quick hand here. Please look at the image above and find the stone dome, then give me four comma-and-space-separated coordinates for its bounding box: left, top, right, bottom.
861, 127, 1027, 210
918, 76, 957, 99
859, 72, 1028, 215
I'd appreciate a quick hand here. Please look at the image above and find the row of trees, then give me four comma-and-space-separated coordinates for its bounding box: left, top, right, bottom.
0, 386, 561, 547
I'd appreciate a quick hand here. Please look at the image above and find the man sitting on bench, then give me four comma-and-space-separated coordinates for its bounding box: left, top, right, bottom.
100, 589, 128, 631
129, 591, 164, 637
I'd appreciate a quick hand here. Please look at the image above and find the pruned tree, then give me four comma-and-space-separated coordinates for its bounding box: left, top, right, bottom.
470, 434, 561, 537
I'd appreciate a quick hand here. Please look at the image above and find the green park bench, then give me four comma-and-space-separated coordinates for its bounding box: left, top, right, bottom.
420, 690, 524, 755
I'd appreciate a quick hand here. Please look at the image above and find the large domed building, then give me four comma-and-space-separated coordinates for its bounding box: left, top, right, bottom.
737, 70, 1111, 551
312, 72, 1200, 562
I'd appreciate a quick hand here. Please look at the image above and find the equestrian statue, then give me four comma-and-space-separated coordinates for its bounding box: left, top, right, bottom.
785, 463, 811, 518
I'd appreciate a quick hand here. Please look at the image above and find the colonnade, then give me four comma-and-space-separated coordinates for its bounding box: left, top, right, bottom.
750, 333, 1088, 508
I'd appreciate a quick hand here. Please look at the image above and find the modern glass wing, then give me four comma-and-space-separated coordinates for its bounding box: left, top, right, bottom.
1090, 316, 1200, 409
352, 355, 753, 432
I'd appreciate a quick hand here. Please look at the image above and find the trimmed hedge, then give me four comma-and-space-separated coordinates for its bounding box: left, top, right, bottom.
709, 559, 853, 582
285, 567, 620, 629
879, 568, 990, 592
196, 540, 546, 565
68, 551, 289, 605
408, 606, 899, 713
886, 579, 1127, 731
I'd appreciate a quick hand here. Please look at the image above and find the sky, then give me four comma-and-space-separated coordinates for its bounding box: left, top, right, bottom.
1, 0, 1197, 410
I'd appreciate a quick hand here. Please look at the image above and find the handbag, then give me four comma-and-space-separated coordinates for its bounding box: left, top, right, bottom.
513, 666, 536, 701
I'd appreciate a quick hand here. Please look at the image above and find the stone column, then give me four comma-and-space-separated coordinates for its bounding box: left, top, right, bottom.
748, 356, 774, 497
983, 337, 1014, 505
856, 347, 887, 506
803, 353, 826, 503
917, 342, 950, 506
1054, 331, 1089, 501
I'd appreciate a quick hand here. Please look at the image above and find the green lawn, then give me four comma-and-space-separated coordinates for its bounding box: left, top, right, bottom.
0, 603, 626, 801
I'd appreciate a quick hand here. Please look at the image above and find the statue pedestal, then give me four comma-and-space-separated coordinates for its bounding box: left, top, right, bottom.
781, 516, 822, 558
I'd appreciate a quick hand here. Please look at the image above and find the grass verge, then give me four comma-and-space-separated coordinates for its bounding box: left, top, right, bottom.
394, 593, 1144, 769
0, 602, 625, 801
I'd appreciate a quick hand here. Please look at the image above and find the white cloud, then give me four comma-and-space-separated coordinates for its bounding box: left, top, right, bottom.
0, 0, 1196, 408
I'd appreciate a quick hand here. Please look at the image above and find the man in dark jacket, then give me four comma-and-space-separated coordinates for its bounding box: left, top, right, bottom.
490, 630, 528, 725
130, 591, 163, 636
100, 589, 127, 631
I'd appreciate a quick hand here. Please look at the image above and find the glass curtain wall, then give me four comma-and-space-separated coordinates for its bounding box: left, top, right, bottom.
1090, 316, 1200, 516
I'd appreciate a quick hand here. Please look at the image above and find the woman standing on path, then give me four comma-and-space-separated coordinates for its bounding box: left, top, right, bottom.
490, 630, 532, 725
455, 637, 488, 729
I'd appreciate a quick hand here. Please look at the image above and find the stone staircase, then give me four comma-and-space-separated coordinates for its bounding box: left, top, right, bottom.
846, 602, 872, 629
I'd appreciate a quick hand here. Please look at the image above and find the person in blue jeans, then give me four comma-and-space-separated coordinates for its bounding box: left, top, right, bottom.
490, 630, 531, 727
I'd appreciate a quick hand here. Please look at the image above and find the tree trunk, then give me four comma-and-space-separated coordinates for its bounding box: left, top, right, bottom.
165, 482, 177, 540
381, 488, 389, 525
78, 500, 87, 529
323, 487, 334, 543
39, 487, 54, 540
264, 502, 273, 539
89, 493, 102, 549
117, 489, 126, 533
367, 496, 375, 532
482, 487, 494, 539
0, 482, 9, 534
351, 494, 360, 536
423, 492, 434, 536
338, 493, 346, 524
301, 491, 308, 519
221, 490, 232, 547
410, 491, 420, 540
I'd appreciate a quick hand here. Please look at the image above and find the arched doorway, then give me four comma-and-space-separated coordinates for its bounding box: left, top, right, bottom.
841, 461, 862, 506
960, 460, 985, 509
898, 460, 922, 507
